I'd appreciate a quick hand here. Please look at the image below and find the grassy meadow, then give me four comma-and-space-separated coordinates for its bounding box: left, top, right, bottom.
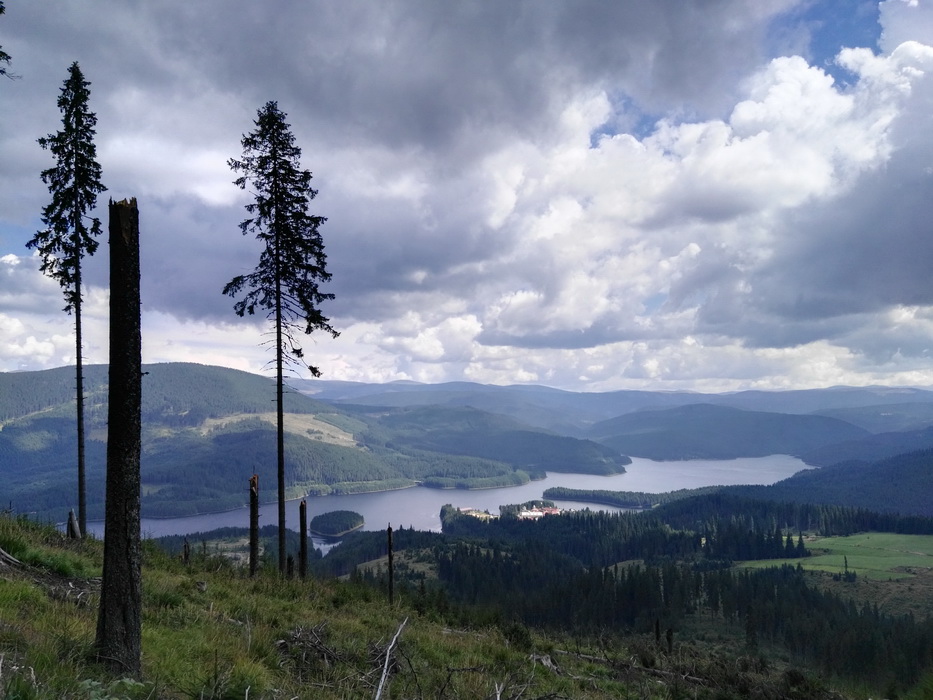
742, 532, 933, 581
741, 532, 933, 622
805, 532, 933, 580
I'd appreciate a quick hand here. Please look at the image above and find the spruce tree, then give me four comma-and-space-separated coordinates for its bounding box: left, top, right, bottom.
0, 1, 12, 79
224, 101, 337, 572
27, 62, 106, 536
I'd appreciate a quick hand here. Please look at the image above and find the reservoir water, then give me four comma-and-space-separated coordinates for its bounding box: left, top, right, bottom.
86, 454, 808, 545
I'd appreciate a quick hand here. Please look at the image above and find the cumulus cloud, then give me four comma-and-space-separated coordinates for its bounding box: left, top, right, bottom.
4, 1, 933, 391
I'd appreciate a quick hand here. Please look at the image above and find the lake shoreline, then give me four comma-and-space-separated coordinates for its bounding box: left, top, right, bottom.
91, 483, 422, 525
309, 523, 365, 538
85, 455, 807, 540
108, 477, 555, 523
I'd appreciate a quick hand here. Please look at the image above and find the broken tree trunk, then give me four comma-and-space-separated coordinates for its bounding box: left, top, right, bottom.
94, 198, 142, 677
299, 499, 308, 579
387, 524, 394, 606
249, 474, 259, 576
67, 509, 81, 539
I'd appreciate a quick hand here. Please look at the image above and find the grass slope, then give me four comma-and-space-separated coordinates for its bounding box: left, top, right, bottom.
741, 532, 933, 622
0, 514, 885, 699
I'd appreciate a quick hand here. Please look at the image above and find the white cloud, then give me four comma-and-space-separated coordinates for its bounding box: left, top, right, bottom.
879, 0, 933, 54
5, 2, 933, 392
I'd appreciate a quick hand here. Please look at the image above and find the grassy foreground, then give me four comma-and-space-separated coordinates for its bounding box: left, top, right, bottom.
0, 514, 914, 699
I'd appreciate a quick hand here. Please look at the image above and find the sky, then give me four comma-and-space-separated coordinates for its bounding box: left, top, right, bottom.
2, 0, 933, 393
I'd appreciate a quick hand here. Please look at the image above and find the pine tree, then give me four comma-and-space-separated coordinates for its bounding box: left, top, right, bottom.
27, 62, 107, 536
224, 101, 337, 572
0, 1, 12, 79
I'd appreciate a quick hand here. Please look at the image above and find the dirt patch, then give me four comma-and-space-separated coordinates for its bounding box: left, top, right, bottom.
1, 555, 100, 609
199, 412, 357, 447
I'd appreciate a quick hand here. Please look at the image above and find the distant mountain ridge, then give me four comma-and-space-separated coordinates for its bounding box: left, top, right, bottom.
6, 363, 933, 521
296, 377, 933, 434
585, 403, 871, 460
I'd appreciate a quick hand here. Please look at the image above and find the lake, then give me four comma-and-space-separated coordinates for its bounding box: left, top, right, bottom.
86, 454, 808, 547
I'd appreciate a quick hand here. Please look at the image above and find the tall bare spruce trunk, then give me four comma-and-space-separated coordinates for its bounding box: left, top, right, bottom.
299, 499, 308, 579
249, 474, 259, 576
72, 165, 88, 539
95, 198, 142, 676
74, 245, 87, 538
275, 222, 286, 573
388, 524, 394, 606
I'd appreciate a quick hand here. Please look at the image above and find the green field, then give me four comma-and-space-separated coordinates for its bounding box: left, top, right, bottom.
744, 532, 933, 581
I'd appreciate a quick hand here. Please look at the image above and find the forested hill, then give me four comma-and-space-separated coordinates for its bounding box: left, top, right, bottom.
357, 405, 628, 474
0, 364, 627, 520
801, 425, 933, 467
0, 362, 327, 425
585, 403, 870, 460
731, 448, 933, 517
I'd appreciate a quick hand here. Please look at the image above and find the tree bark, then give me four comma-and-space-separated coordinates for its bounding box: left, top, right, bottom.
387, 524, 394, 606
275, 245, 286, 573
75, 252, 87, 537
95, 198, 142, 676
249, 474, 259, 577
72, 194, 87, 539
299, 499, 307, 579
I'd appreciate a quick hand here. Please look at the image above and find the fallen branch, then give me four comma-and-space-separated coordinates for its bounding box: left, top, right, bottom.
374, 616, 408, 700
0, 547, 21, 568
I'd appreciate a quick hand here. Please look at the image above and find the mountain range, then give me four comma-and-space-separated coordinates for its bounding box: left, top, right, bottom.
4, 363, 933, 520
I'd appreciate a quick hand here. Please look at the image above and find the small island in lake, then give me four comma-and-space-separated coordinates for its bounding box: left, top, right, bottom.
309, 510, 365, 537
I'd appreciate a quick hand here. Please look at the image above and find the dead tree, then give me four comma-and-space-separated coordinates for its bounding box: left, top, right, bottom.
249, 474, 259, 576
387, 524, 394, 606
67, 509, 81, 539
299, 499, 308, 579
94, 198, 142, 676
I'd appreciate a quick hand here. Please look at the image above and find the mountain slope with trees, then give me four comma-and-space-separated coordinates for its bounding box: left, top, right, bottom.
800, 425, 933, 466
0, 364, 628, 520
360, 404, 629, 474
9, 363, 933, 522
732, 448, 933, 517
587, 403, 870, 460
303, 378, 933, 434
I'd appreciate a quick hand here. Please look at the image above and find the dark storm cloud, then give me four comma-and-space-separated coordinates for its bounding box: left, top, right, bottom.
752, 138, 933, 330
95, 0, 790, 151
137, 196, 248, 321
2, 0, 802, 327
